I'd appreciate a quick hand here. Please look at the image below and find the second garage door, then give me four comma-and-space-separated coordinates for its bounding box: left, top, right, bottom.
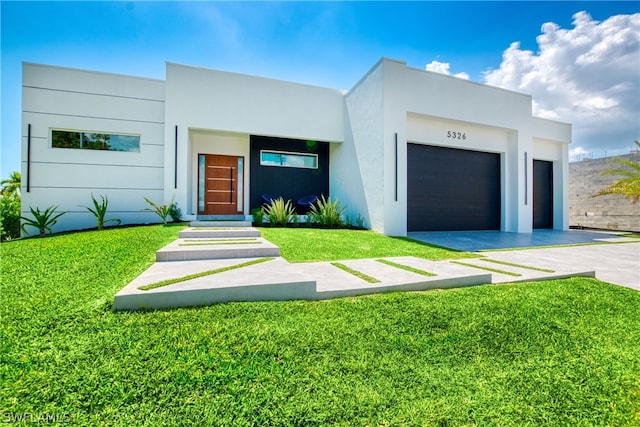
407, 143, 501, 231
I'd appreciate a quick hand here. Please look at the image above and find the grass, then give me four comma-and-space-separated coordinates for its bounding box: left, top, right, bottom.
138, 257, 275, 290
2, 225, 640, 425
260, 228, 476, 262
330, 262, 380, 283
480, 258, 556, 273
621, 233, 640, 239
376, 259, 436, 276
451, 260, 523, 277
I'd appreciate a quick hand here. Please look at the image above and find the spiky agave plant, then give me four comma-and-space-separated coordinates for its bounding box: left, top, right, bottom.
263, 197, 295, 227
143, 196, 174, 224
308, 195, 347, 228
82, 194, 121, 230
20, 205, 67, 236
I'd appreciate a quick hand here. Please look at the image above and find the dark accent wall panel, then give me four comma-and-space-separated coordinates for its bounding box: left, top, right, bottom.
250, 135, 329, 212
533, 160, 553, 229
407, 143, 501, 231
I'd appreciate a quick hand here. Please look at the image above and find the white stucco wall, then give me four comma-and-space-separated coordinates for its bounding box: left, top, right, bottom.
20, 59, 570, 236
334, 61, 385, 231
163, 63, 346, 217
344, 59, 570, 235
21, 63, 166, 234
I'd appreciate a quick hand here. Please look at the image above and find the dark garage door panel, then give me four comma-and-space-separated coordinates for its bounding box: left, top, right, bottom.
533, 160, 553, 229
407, 144, 501, 231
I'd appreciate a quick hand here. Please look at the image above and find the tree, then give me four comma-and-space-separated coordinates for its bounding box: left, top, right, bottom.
83, 133, 112, 150
1, 171, 21, 196
593, 141, 640, 204
0, 171, 21, 240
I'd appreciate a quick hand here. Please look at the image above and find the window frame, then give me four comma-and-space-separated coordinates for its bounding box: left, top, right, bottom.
50, 128, 141, 153
259, 150, 318, 170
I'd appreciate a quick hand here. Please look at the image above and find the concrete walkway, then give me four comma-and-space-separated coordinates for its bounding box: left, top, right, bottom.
477, 242, 639, 291
408, 229, 638, 252
113, 253, 597, 310
408, 229, 639, 291
113, 226, 633, 311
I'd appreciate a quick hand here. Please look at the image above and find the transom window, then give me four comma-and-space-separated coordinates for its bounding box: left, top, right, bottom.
260, 150, 318, 169
51, 129, 140, 152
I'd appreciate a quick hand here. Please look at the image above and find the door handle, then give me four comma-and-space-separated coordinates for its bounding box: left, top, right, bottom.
230, 167, 234, 203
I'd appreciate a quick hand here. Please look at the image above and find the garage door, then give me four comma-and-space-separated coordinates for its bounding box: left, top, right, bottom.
407, 144, 501, 231
533, 160, 553, 229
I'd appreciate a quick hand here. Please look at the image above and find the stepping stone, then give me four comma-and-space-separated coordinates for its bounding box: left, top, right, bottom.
179, 227, 261, 239
190, 220, 252, 228
113, 258, 315, 311
156, 237, 279, 261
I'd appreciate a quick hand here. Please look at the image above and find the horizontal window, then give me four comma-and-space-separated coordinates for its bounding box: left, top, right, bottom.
52, 130, 140, 152
260, 150, 318, 169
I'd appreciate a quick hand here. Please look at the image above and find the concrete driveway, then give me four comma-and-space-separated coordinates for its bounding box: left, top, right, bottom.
408, 230, 640, 291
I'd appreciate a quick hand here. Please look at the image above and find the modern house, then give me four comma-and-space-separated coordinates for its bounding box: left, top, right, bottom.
21, 58, 571, 236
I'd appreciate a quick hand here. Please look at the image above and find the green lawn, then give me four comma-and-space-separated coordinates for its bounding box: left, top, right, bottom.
2, 226, 640, 425
260, 227, 475, 262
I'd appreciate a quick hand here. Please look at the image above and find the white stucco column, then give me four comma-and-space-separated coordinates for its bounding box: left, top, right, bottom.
554, 142, 570, 230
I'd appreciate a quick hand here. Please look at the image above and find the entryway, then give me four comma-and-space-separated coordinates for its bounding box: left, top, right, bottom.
198, 154, 244, 215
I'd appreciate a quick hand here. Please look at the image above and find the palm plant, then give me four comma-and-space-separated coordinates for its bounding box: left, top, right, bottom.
20, 205, 66, 236
593, 141, 640, 204
82, 194, 121, 230
1, 171, 21, 196
143, 196, 174, 224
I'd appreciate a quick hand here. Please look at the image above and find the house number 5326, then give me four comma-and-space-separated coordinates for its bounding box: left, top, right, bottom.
447, 131, 466, 140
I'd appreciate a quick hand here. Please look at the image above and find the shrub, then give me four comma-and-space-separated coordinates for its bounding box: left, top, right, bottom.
251, 207, 264, 226
263, 197, 295, 227
82, 194, 121, 230
168, 202, 182, 222
20, 205, 66, 236
0, 193, 21, 240
308, 195, 347, 228
143, 196, 174, 224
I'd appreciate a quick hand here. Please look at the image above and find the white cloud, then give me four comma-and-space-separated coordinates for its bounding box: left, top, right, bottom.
484, 11, 640, 160
426, 60, 469, 80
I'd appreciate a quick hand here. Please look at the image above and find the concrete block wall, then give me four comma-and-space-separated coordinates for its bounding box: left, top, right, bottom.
569, 153, 640, 232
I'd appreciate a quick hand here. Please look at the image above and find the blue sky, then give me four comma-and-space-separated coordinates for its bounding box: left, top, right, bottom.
1, 1, 639, 177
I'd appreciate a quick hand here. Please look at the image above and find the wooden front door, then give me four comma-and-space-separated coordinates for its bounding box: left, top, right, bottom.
198, 154, 244, 215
